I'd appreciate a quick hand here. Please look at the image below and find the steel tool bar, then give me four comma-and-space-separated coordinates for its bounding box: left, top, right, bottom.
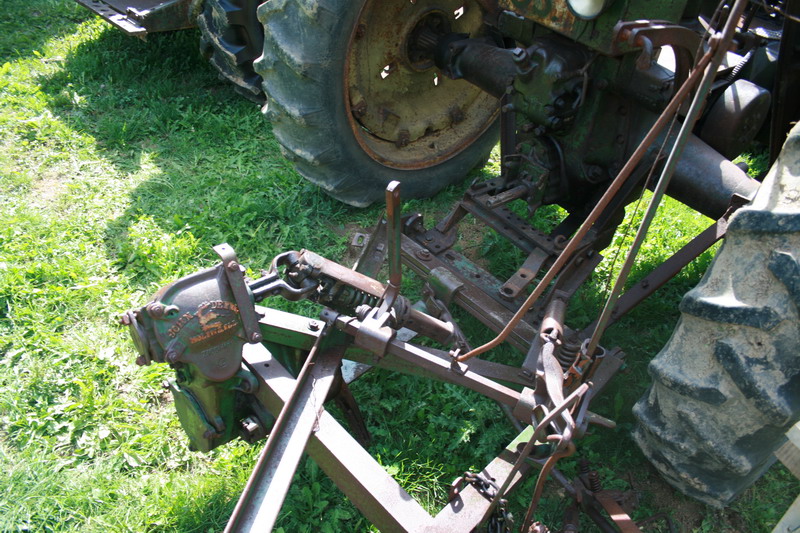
226, 335, 344, 532
427, 427, 535, 532
336, 315, 521, 408
584, 0, 749, 360
456, 41, 716, 362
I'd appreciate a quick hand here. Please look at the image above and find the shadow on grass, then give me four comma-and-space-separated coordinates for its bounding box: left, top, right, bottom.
0, 0, 91, 62
38, 18, 371, 291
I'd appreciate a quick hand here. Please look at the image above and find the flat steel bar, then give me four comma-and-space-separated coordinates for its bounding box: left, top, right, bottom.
578, 215, 728, 338
386, 181, 403, 290
243, 343, 433, 533
226, 339, 343, 532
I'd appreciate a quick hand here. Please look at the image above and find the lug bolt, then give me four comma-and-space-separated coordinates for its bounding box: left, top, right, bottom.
396, 130, 410, 148
355, 23, 366, 39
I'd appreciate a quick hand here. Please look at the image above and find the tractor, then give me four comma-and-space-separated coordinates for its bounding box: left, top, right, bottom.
77, 0, 799, 530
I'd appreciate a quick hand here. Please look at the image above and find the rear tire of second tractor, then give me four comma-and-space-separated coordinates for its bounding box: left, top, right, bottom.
633, 123, 800, 507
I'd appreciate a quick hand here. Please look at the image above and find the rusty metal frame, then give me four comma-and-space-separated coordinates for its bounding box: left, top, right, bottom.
235, 311, 538, 533
230, 22, 750, 533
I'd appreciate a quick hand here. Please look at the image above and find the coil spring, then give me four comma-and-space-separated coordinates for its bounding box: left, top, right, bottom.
328, 284, 379, 311
556, 338, 582, 371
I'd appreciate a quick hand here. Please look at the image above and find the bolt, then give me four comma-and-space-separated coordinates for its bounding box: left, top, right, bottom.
250, 332, 262, 343
119, 313, 131, 326
352, 101, 367, 118
501, 103, 514, 113
165, 350, 178, 363
415, 249, 431, 261
355, 24, 366, 39
396, 129, 410, 148
615, 134, 625, 145
227, 261, 239, 272
146, 303, 165, 318
308, 320, 320, 331
241, 417, 262, 441
449, 107, 464, 124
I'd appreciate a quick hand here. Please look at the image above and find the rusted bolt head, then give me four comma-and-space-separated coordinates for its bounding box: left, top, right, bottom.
227, 261, 239, 272
308, 320, 320, 331
355, 23, 366, 39
250, 332, 262, 343
396, 130, 410, 148
352, 101, 367, 118
165, 350, 178, 363
449, 107, 464, 124
415, 250, 431, 261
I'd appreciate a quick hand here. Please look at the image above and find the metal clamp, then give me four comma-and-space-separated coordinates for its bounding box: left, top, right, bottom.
214, 243, 262, 344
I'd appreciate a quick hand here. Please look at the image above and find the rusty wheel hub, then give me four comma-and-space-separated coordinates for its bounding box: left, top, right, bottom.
346, 0, 499, 169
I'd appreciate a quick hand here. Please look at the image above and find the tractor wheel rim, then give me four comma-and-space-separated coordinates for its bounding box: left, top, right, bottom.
345, 0, 500, 170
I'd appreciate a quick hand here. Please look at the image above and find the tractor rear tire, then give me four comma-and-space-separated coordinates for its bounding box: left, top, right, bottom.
254, 0, 500, 207
632, 123, 800, 507
196, 0, 265, 103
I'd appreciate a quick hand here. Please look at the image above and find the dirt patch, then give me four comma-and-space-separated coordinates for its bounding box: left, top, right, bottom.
30, 168, 69, 208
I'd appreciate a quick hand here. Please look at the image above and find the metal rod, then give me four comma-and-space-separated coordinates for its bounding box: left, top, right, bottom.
457, 44, 716, 362
584, 0, 749, 359
225, 337, 343, 532
386, 181, 403, 290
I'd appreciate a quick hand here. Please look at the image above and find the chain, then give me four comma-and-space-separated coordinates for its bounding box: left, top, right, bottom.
451, 472, 514, 533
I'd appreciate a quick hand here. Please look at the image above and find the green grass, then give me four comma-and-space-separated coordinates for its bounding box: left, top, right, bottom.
0, 1, 796, 532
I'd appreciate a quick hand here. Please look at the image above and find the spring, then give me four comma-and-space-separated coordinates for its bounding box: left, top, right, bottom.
587, 470, 602, 493
327, 284, 379, 311
556, 338, 582, 371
